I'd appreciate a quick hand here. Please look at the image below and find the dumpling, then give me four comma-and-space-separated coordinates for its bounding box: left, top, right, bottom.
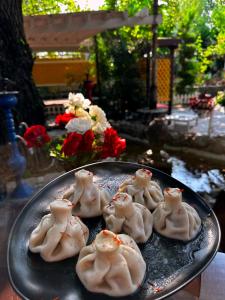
119, 168, 163, 210
29, 199, 89, 262
63, 169, 110, 217
153, 188, 201, 241
76, 229, 146, 297
103, 192, 153, 243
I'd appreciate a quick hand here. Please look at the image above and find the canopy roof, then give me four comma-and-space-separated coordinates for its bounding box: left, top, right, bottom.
23, 10, 162, 52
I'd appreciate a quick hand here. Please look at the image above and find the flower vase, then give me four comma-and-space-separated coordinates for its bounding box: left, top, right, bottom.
0, 91, 33, 198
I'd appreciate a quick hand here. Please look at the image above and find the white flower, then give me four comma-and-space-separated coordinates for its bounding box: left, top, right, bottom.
89, 105, 111, 134
75, 108, 91, 119
65, 117, 92, 134
67, 93, 91, 109
89, 105, 108, 124
65, 106, 75, 114
92, 121, 111, 135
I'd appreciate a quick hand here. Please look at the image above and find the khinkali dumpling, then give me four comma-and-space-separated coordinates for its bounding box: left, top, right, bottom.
153, 188, 201, 241
103, 192, 153, 243
29, 199, 89, 262
63, 169, 110, 217
76, 230, 146, 297
119, 168, 163, 210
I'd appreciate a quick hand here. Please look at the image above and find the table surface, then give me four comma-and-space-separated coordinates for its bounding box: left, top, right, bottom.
0, 167, 65, 300
0, 197, 28, 300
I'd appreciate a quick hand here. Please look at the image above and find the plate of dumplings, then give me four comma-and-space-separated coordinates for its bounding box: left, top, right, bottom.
7, 161, 220, 300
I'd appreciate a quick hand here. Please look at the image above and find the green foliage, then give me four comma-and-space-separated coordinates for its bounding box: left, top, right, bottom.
22, 0, 79, 15
22, 0, 225, 96
126, 0, 152, 16
97, 31, 145, 116
216, 91, 225, 107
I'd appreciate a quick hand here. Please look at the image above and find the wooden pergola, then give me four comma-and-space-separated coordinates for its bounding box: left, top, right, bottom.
23, 10, 162, 52
23, 4, 180, 113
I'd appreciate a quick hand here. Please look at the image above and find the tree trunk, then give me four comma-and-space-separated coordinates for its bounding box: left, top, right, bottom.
0, 0, 45, 144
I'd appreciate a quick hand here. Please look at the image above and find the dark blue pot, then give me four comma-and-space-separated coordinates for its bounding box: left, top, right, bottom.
0, 91, 33, 198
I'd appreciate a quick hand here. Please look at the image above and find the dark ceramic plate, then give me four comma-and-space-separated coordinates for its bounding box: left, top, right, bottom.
7, 161, 220, 300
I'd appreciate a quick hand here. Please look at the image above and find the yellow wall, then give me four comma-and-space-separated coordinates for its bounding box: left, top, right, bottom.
33, 58, 171, 102
33, 58, 95, 87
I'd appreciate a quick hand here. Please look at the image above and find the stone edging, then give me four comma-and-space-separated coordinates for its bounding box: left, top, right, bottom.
164, 144, 225, 163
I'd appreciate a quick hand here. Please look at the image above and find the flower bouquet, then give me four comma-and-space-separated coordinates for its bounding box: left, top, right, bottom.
50, 93, 126, 170
189, 93, 215, 110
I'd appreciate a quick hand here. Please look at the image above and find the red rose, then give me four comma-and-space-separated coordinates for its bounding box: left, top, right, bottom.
189, 97, 198, 108
61, 132, 83, 156
24, 125, 51, 148
80, 130, 95, 152
55, 113, 76, 127
101, 128, 126, 158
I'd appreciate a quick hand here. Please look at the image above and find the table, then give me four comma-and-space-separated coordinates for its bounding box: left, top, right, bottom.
0, 171, 63, 300
0, 197, 27, 300
137, 108, 168, 124
165, 114, 198, 131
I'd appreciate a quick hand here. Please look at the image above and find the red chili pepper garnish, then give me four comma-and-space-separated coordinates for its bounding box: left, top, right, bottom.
154, 287, 163, 293
143, 169, 152, 176
112, 194, 120, 201
147, 281, 163, 293
102, 230, 109, 236
113, 236, 121, 245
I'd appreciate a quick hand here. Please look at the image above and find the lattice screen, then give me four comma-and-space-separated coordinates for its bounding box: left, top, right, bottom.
156, 58, 170, 102
139, 57, 171, 102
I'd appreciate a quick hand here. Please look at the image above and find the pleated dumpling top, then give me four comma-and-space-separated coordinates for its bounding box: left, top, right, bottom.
76, 230, 146, 297
29, 199, 89, 262
63, 169, 110, 217
153, 188, 201, 241
119, 168, 163, 210
103, 192, 153, 243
